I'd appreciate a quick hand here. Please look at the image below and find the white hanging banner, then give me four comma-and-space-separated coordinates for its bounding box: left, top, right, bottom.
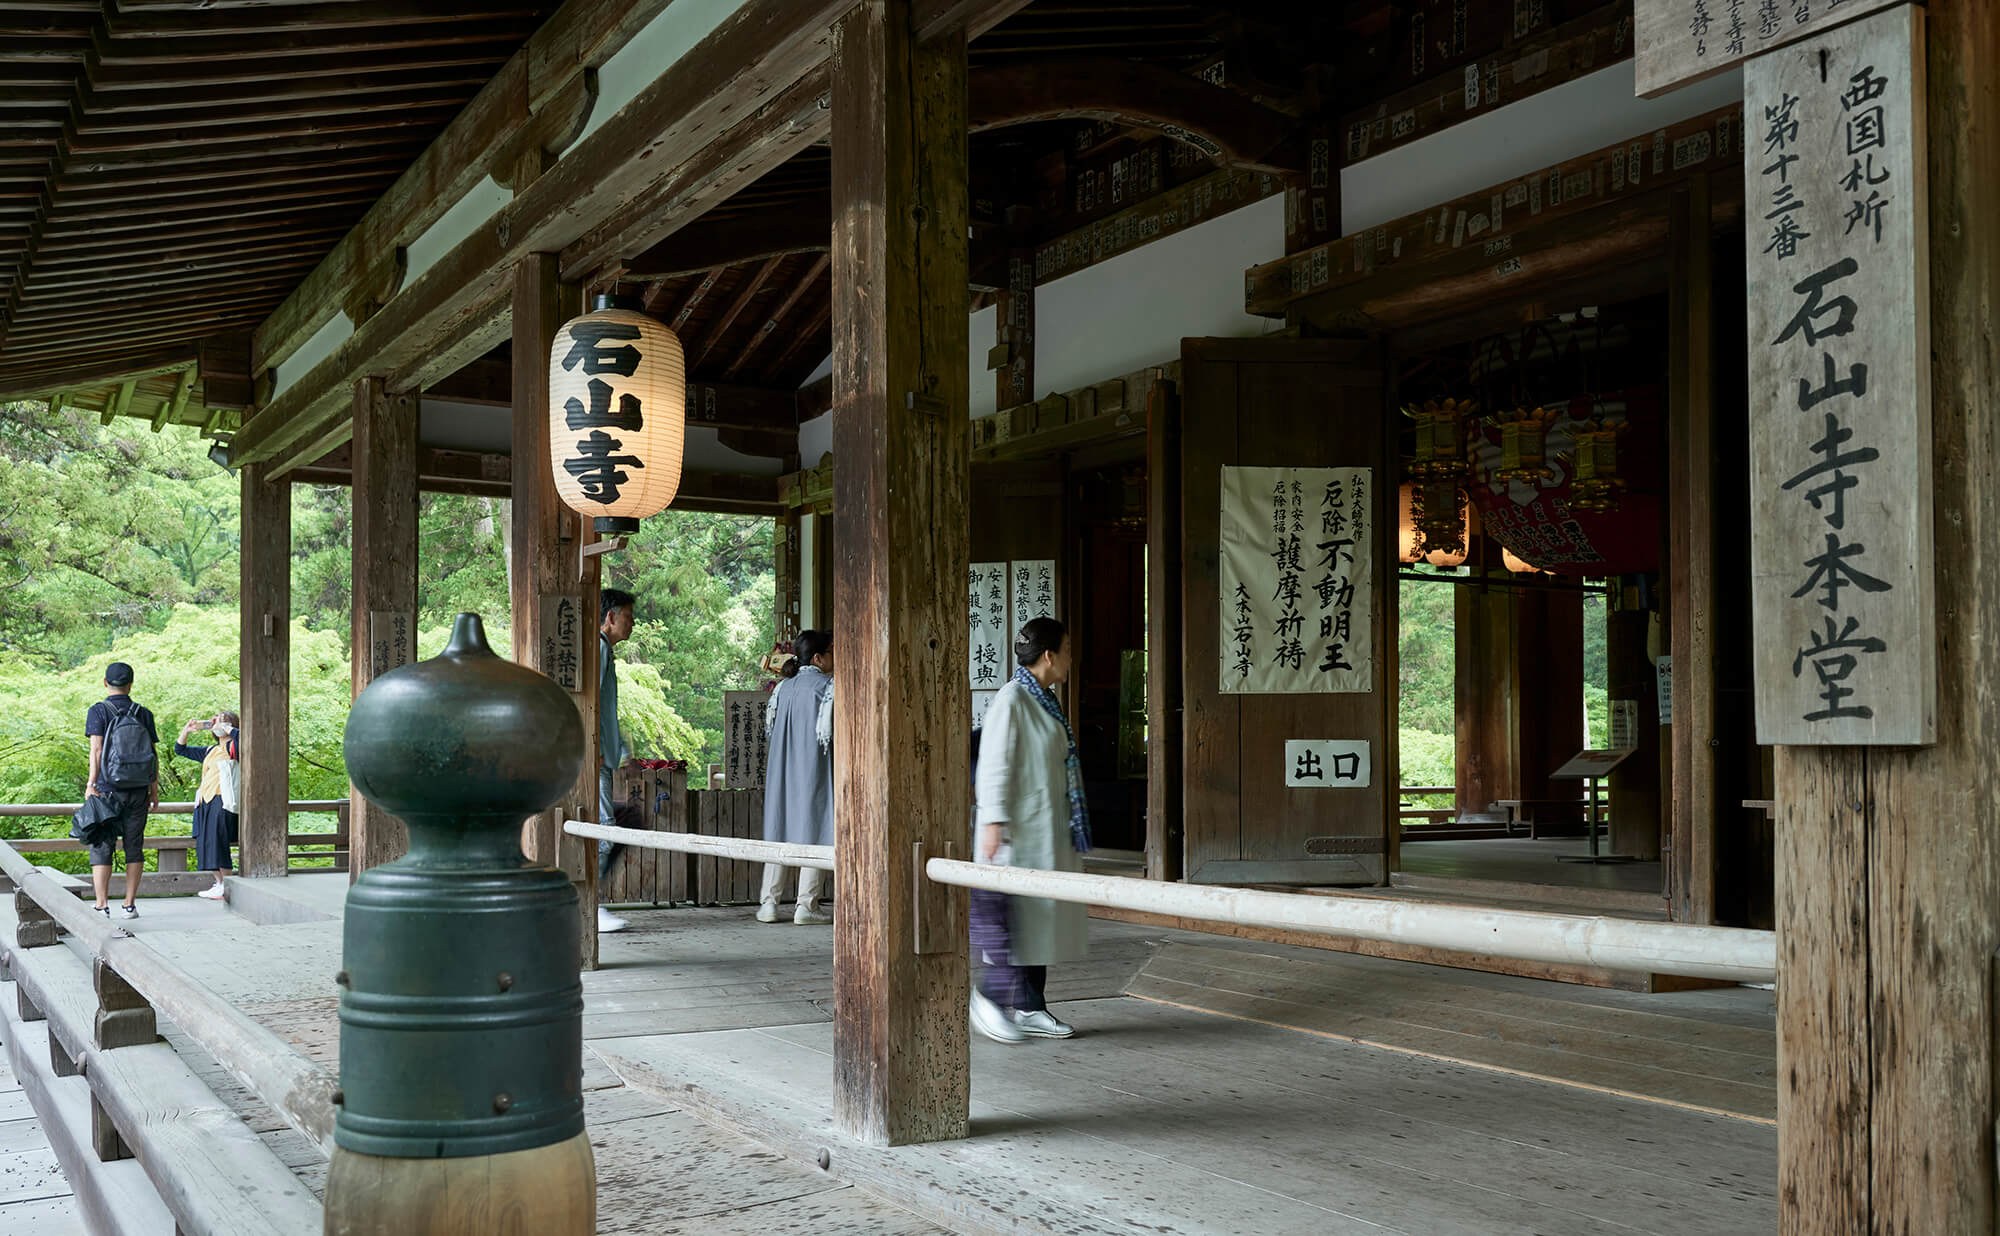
1010, 559, 1057, 626
1219, 465, 1373, 694
969, 562, 1010, 689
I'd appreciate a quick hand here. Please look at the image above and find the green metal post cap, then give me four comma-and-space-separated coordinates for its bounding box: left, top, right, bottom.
336, 612, 589, 1159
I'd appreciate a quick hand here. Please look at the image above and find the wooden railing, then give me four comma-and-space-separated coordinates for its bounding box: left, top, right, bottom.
0, 836, 333, 1234
0, 799, 351, 876
1397, 785, 1457, 826
558, 818, 1777, 983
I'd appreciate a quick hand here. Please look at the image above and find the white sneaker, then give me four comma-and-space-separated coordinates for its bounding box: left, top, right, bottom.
121, 904, 138, 919
970, 992, 1024, 1044
197, 885, 227, 901
793, 906, 831, 926
755, 902, 782, 924
596, 907, 628, 934
1011, 1009, 1075, 1039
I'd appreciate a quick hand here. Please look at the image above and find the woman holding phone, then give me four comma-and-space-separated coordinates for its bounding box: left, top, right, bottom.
174, 711, 239, 901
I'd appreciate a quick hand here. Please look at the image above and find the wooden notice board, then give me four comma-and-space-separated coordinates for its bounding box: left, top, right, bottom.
1744, 4, 1934, 745
1633, 0, 1904, 98
1179, 337, 1392, 885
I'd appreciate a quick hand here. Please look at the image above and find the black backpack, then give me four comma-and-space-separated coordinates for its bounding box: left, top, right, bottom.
101, 698, 157, 790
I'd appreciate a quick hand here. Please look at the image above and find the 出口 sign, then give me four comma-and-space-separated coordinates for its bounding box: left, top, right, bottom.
1634, 0, 1904, 98
1745, 4, 1933, 745
1284, 740, 1371, 789
722, 691, 769, 789
1219, 466, 1373, 694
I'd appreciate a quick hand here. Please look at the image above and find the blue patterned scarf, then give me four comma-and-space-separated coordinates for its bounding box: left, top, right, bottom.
1012, 665, 1091, 853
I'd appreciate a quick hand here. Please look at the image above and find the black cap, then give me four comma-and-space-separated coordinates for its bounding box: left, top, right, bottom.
104, 661, 134, 687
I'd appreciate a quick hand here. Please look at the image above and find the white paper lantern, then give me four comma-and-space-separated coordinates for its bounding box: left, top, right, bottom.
548, 293, 686, 534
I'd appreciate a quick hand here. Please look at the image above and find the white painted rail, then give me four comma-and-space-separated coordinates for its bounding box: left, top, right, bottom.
924, 859, 1778, 985
561, 819, 1776, 984
564, 819, 834, 871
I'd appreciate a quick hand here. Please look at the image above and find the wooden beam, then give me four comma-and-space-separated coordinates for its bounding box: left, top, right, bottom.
1779, 2, 2000, 1229
829, 0, 971, 1148
509, 253, 599, 969
1338, 3, 1634, 166
1667, 176, 1717, 922
197, 333, 253, 409
691, 255, 783, 372
0, 345, 198, 404
232, 0, 854, 470
249, 0, 677, 379
293, 443, 514, 497
724, 252, 828, 380
422, 355, 513, 407
99, 379, 135, 426
685, 382, 798, 432
1246, 104, 1744, 319
621, 201, 829, 280
347, 378, 419, 877
239, 462, 290, 879
969, 57, 1302, 173
913, 0, 1032, 41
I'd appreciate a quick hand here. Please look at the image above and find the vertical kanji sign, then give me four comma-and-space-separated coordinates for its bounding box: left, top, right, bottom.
722, 691, 768, 789
1633, 0, 1903, 98
539, 594, 583, 692
1010, 559, 1057, 626
369, 611, 414, 679
1745, 4, 1933, 745
1218, 465, 1373, 694
968, 562, 1009, 688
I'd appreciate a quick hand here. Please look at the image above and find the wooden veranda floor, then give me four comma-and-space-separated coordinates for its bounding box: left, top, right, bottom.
16, 875, 1776, 1234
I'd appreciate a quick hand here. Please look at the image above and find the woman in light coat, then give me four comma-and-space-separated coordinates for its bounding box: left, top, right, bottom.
759, 629, 834, 925
971, 616, 1090, 1043
173, 710, 239, 902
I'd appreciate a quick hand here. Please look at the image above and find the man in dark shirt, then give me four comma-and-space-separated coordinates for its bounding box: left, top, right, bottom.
84, 661, 159, 918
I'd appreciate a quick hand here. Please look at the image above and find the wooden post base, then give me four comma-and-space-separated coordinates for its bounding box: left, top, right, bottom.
323, 1133, 596, 1235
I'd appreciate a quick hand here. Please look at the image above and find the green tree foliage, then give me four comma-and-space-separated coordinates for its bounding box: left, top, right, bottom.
0, 400, 773, 847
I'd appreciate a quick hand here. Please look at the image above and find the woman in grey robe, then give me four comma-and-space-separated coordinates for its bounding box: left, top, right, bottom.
759, 629, 834, 925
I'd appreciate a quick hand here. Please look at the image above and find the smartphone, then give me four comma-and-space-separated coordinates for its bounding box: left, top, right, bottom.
194, 720, 213, 730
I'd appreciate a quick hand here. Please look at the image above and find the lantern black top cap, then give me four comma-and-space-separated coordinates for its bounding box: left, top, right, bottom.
592, 292, 644, 313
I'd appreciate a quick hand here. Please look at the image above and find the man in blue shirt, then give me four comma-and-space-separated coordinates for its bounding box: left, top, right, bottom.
83, 661, 159, 919
596, 588, 635, 934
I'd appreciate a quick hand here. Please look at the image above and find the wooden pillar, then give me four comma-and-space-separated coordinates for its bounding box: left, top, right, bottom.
829, 0, 971, 1147
1453, 575, 1516, 816
1144, 378, 1183, 881
349, 377, 419, 877
1605, 595, 1661, 859
510, 252, 600, 969
239, 461, 290, 879
1668, 174, 1718, 921
1779, 2, 2000, 1229
1514, 587, 1583, 810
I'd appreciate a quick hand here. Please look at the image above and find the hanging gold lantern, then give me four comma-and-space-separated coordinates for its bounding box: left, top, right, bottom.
1405, 398, 1474, 481
1570, 422, 1626, 513
1493, 405, 1558, 485
548, 293, 686, 535
1403, 480, 1468, 568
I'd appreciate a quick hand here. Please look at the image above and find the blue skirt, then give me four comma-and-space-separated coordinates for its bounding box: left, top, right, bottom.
191, 797, 238, 872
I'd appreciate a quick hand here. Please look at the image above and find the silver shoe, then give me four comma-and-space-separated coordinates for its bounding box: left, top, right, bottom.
970, 991, 1024, 1044
1010, 1009, 1074, 1038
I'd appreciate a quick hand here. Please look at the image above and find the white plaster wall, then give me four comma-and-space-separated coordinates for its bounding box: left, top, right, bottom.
582, 0, 749, 144
269, 310, 353, 399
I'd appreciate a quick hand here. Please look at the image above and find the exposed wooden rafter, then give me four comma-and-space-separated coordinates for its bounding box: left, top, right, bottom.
968, 56, 1303, 173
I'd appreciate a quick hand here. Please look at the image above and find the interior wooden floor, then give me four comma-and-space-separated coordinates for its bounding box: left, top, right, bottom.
1398, 836, 1667, 897
65, 874, 1773, 1235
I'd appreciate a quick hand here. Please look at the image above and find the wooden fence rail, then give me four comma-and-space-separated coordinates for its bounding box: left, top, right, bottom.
0, 835, 332, 1234
600, 768, 774, 906
0, 799, 353, 875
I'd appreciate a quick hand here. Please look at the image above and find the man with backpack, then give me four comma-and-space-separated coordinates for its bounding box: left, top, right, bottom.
84, 661, 159, 919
